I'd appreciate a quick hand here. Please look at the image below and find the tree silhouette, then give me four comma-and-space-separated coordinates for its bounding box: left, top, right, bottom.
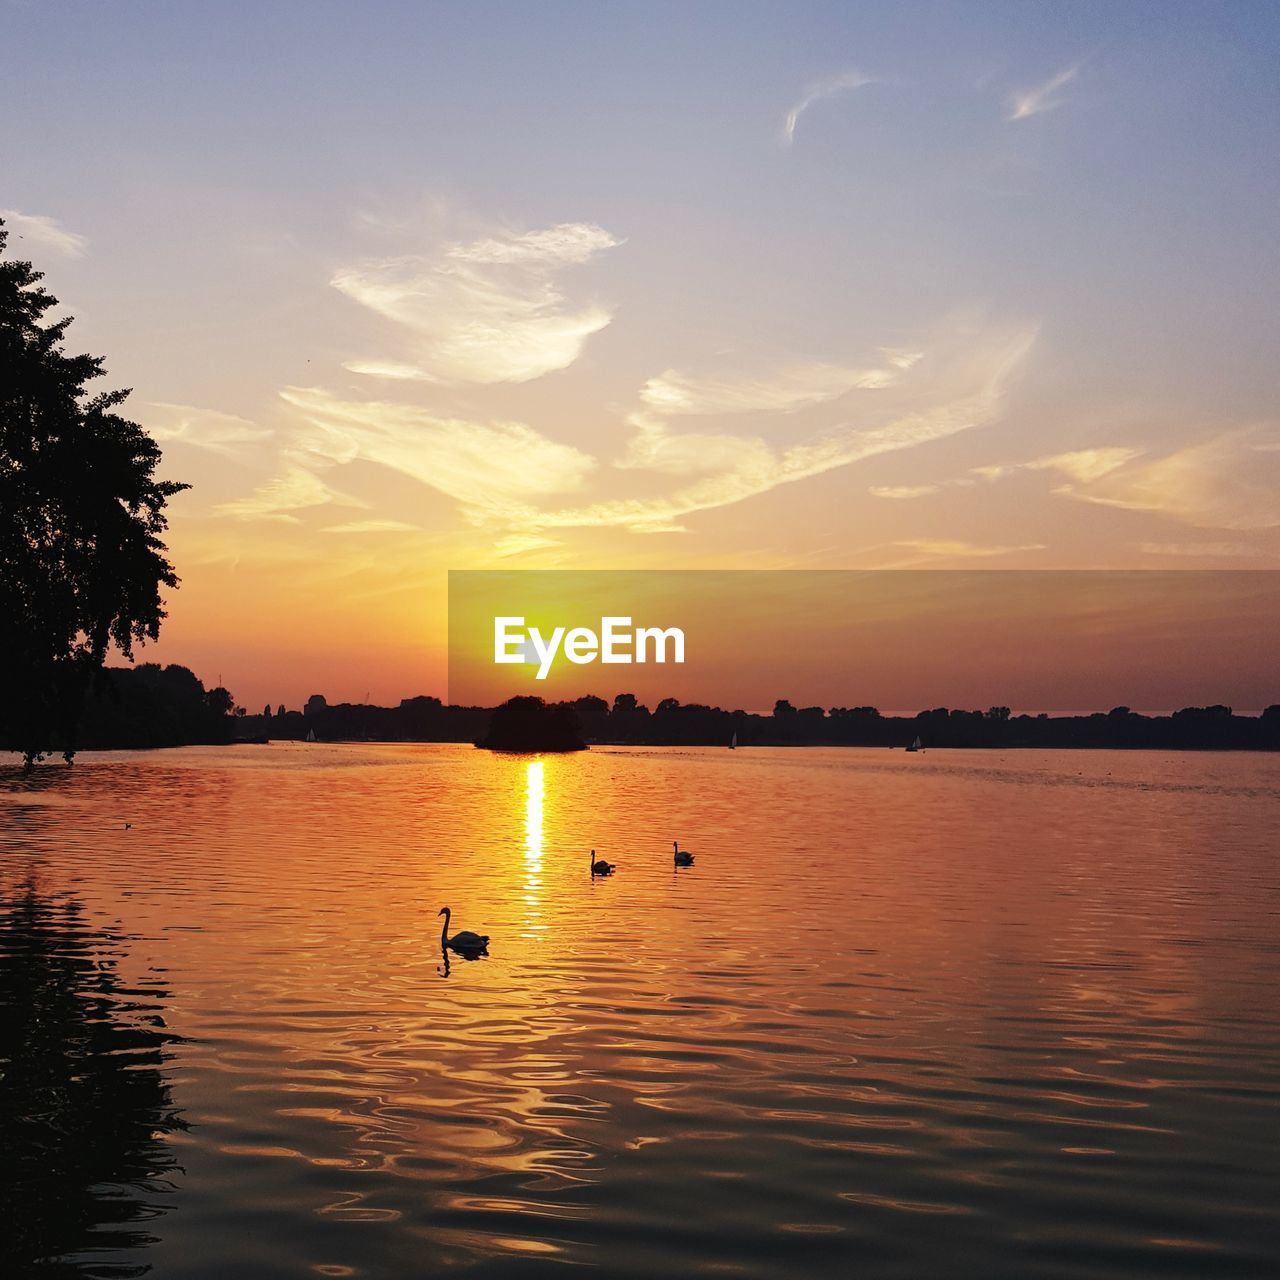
478, 695, 586, 752
204, 685, 233, 717
231, 687, 1280, 751
0, 217, 187, 768
74, 663, 236, 749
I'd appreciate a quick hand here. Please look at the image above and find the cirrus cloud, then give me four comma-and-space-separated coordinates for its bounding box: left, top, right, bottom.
214, 467, 359, 524
868, 431, 1280, 538
1047, 429, 1280, 530
1, 208, 87, 259
1007, 64, 1079, 122
278, 385, 597, 521
505, 324, 1035, 535
893, 538, 1046, 559
781, 70, 878, 146
331, 222, 621, 385
639, 350, 922, 418
146, 403, 274, 455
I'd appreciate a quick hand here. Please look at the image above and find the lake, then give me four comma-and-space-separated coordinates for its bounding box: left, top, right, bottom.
2, 744, 1278, 1278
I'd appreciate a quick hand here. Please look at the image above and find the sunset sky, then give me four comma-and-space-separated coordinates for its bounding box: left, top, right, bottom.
3, 2, 1278, 707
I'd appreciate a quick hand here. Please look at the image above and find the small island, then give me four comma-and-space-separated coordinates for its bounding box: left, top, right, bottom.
477, 696, 587, 753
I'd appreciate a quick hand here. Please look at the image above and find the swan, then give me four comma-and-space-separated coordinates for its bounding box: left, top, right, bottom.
673, 840, 694, 866
438, 906, 489, 955
590, 848, 615, 876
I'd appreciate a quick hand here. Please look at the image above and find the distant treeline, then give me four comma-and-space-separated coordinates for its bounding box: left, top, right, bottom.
11, 673, 1280, 759
243, 692, 1280, 751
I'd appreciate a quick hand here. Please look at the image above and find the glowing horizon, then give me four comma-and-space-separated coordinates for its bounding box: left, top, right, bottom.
3, 4, 1278, 708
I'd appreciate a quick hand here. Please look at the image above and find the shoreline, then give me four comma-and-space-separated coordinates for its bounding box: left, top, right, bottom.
6, 738, 1278, 763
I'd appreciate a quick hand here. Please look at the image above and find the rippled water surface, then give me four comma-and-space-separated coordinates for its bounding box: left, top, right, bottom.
2, 744, 1279, 1278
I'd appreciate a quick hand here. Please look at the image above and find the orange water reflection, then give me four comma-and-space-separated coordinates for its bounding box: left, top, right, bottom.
523, 759, 544, 937
1, 743, 1278, 1278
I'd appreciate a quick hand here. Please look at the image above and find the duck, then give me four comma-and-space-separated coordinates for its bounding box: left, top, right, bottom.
673, 841, 694, 866
438, 906, 489, 956
590, 848, 615, 877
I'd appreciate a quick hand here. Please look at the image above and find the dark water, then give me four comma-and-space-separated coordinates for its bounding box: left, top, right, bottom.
1, 744, 1278, 1278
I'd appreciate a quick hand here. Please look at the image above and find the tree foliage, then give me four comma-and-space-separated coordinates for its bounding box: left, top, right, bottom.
478, 696, 586, 752
0, 217, 187, 766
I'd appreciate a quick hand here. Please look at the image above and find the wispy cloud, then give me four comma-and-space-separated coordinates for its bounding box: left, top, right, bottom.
869, 432, 1280, 535
146, 403, 273, 455
506, 324, 1034, 535
278, 386, 597, 520
208, 206, 1047, 554
639, 351, 921, 418
215, 467, 355, 523
1026, 447, 1139, 484
221, 322, 1029, 544
331, 222, 620, 384
781, 70, 877, 146
1, 208, 87, 259
868, 446, 1138, 501
320, 519, 420, 535
492, 534, 565, 558
1007, 64, 1079, 122
893, 539, 1046, 558
1046, 429, 1280, 529
340, 359, 437, 382
869, 482, 943, 499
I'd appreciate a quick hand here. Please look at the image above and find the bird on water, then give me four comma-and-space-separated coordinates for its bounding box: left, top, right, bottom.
438, 906, 489, 956
673, 841, 694, 866
590, 849, 616, 876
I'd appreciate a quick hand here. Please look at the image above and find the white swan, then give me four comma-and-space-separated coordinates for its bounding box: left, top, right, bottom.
438, 906, 489, 955
673, 840, 694, 866
590, 848, 615, 876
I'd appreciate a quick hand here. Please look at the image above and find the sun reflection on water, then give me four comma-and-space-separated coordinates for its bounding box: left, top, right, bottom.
523, 760, 544, 933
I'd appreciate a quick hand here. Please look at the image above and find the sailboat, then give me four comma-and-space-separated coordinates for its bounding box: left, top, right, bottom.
305, 728, 317, 743
729, 731, 737, 750
906, 735, 922, 752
